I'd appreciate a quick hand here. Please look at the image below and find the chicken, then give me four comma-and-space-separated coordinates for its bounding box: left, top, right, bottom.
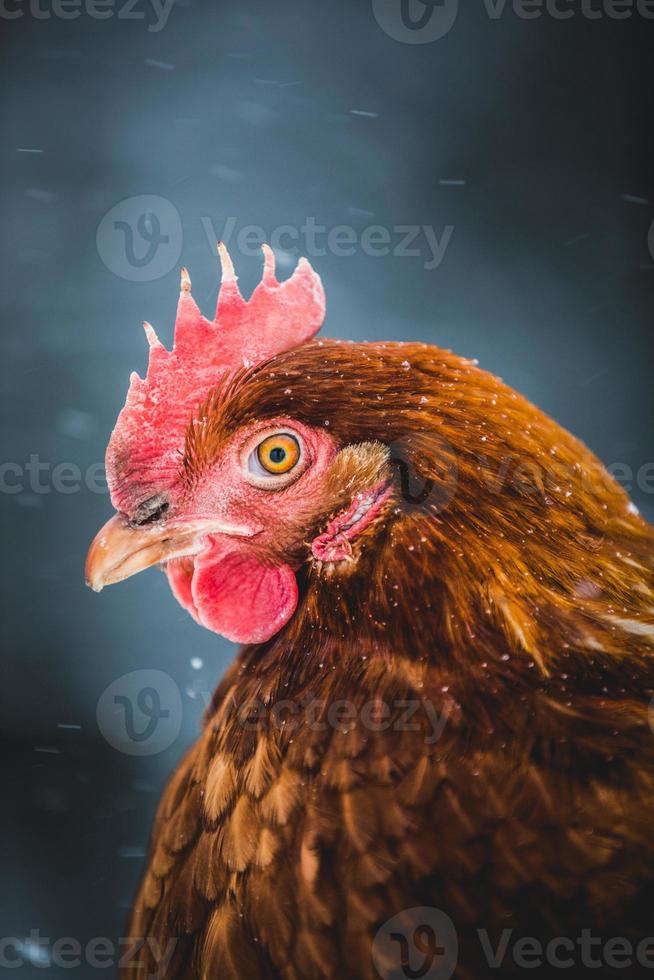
86, 245, 654, 980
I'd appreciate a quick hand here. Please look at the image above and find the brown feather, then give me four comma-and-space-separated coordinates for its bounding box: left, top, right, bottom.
120, 341, 654, 979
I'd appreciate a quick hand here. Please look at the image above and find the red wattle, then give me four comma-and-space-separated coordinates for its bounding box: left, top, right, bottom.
188, 547, 298, 644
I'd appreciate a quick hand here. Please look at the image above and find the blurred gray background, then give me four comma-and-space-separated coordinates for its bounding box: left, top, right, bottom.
1, 0, 653, 973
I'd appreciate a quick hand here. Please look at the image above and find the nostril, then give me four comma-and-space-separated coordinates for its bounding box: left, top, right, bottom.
129, 495, 170, 527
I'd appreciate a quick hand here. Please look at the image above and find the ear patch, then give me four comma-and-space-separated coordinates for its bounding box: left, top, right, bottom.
310, 442, 392, 565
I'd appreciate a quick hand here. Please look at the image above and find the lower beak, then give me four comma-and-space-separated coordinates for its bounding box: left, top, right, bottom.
85, 514, 256, 592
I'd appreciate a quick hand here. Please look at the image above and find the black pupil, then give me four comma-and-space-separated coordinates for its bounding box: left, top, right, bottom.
270, 447, 286, 464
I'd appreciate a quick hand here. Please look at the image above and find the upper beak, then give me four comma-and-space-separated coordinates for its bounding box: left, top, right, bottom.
85, 514, 257, 592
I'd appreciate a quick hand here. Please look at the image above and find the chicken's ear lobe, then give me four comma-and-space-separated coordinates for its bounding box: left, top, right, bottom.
309, 442, 393, 566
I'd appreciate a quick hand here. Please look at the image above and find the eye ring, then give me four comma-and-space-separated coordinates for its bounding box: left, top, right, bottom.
243, 428, 308, 489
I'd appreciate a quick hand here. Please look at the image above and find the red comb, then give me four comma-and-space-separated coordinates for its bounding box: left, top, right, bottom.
106, 244, 326, 510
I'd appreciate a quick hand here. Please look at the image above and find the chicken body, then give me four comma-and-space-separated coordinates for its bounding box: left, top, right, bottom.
116, 341, 654, 980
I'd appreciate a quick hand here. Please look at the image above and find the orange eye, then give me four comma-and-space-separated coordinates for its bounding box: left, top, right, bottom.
256, 433, 301, 474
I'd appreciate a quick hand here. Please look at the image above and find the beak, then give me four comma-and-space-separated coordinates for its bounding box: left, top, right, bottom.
85, 513, 257, 592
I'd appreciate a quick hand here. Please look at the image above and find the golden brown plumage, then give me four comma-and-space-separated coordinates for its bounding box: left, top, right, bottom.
115, 340, 654, 979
